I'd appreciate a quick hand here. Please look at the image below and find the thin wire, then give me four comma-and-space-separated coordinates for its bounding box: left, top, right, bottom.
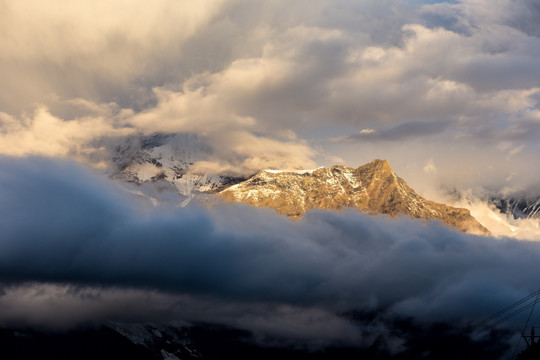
512, 290, 540, 358
470, 289, 540, 331
532, 310, 540, 328
511, 326, 526, 360
520, 291, 539, 337
472, 289, 540, 329
471, 297, 540, 337
472, 300, 539, 336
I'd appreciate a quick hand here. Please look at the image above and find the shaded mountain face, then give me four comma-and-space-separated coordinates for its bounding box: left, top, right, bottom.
220, 159, 489, 235
490, 196, 540, 220
110, 133, 245, 200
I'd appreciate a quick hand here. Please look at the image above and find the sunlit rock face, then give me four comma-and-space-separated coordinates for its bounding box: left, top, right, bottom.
220, 159, 490, 235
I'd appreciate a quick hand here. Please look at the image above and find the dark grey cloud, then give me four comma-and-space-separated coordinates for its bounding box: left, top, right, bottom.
1, 157, 540, 337
336, 120, 449, 142
470, 120, 540, 143
506, 0, 540, 38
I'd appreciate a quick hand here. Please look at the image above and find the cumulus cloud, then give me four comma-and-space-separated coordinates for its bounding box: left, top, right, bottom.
0, 0, 539, 192
0, 0, 228, 113
1, 157, 540, 340
0, 106, 132, 161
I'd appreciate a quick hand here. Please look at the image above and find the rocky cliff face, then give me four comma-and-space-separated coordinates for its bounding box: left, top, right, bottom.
219, 159, 489, 235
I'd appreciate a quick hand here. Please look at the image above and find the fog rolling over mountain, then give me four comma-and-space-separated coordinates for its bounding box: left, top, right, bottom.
220, 159, 490, 235
110, 133, 245, 204
105, 133, 533, 239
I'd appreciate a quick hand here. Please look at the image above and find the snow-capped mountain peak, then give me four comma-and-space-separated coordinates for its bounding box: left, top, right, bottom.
110, 133, 245, 203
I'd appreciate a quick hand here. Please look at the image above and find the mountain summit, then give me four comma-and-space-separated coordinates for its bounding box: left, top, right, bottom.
219, 159, 489, 235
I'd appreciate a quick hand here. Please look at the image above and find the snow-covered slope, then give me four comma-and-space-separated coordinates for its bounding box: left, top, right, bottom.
220, 159, 489, 235
490, 196, 540, 220
450, 197, 540, 240
425, 189, 540, 240
110, 133, 245, 204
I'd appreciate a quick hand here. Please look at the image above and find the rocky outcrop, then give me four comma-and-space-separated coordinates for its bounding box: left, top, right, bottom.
219, 159, 489, 235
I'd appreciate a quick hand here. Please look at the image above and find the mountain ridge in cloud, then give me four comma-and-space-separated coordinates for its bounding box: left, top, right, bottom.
219, 158, 489, 234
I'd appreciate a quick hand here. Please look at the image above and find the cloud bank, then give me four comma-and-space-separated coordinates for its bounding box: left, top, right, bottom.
1, 157, 540, 344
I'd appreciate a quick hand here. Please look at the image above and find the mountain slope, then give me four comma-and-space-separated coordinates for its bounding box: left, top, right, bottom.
111, 133, 244, 201
219, 159, 489, 235
490, 196, 540, 220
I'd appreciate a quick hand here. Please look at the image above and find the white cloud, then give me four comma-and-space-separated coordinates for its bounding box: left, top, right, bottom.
0, 0, 227, 113
360, 128, 376, 134
0, 0, 539, 198
423, 159, 437, 174
0, 107, 132, 160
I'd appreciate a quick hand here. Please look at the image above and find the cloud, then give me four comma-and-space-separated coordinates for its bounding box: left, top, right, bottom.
0, 106, 132, 161
335, 121, 449, 142
507, 0, 540, 38
447, 193, 540, 241
0, 0, 228, 114
0, 1, 539, 354
1, 0, 539, 193
1, 157, 540, 340
423, 159, 437, 174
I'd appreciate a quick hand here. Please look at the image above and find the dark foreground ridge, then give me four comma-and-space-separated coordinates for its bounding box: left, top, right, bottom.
0, 315, 512, 360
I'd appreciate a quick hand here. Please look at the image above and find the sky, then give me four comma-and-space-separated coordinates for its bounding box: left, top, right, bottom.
1, 0, 539, 191
1, 0, 540, 352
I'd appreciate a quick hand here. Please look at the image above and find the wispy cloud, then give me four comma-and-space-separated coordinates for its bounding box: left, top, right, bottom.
334, 121, 449, 143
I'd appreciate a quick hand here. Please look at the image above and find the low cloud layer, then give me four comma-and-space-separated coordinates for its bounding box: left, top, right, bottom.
1, 157, 540, 342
